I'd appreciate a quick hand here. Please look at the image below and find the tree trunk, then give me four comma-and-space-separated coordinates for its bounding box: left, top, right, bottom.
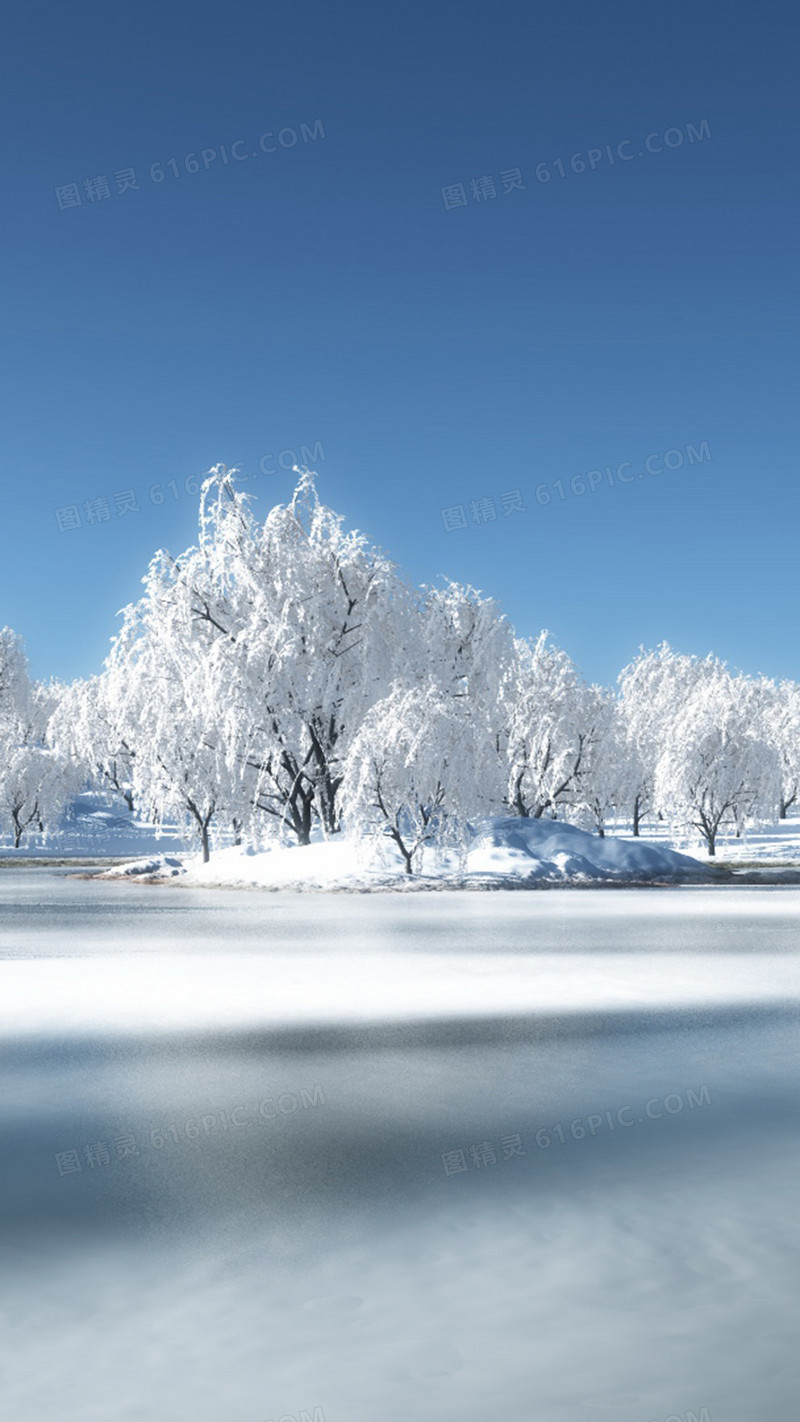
632, 795, 641, 837
124, 791, 134, 813
318, 773, 340, 835
187, 800, 213, 863
289, 789, 313, 846
387, 825, 414, 873
510, 773, 528, 818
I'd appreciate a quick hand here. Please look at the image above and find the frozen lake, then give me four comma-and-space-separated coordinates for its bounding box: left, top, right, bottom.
2, 868, 800, 1422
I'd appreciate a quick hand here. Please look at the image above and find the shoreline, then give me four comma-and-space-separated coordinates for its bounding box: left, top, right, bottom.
4, 857, 800, 890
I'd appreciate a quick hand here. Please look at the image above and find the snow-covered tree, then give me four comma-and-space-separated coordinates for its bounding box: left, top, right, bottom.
575, 689, 636, 836
754, 677, 800, 820
0, 628, 31, 727
104, 547, 236, 862
419, 579, 511, 810
619, 645, 706, 835
654, 666, 781, 855
159, 466, 415, 844
501, 633, 597, 820
341, 681, 487, 872
0, 676, 80, 848
48, 675, 136, 811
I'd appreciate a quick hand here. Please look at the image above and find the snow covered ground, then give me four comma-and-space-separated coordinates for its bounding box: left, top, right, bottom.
5, 796, 800, 885
631, 814, 800, 865
0, 791, 189, 859
95, 815, 714, 890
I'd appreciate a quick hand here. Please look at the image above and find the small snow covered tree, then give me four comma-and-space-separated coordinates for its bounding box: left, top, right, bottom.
341, 682, 486, 873
105, 547, 236, 862
0, 742, 68, 847
501, 632, 597, 820
618, 644, 721, 835
0, 677, 80, 848
755, 677, 800, 820
49, 675, 136, 811
575, 689, 637, 836
419, 579, 511, 811
0, 628, 29, 724
654, 667, 781, 855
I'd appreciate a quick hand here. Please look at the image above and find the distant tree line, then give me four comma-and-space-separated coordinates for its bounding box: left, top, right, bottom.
1, 467, 798, 865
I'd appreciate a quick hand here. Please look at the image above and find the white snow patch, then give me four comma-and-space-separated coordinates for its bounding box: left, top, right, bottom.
465, 817, 707, 882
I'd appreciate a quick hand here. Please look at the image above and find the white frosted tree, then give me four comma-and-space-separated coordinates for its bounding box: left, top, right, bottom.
162, 465, 416, 844
755, 678, 800, 821
340, 681, 487, 873
0, 628, 31, 728
654, 667, 781, 856
0, 675, 80, 848
418, 580, 511, 812
104, 548, 236, 862
618, 644, 730, 835
575, 688, 638, 836
501, 632, 597, 820
48, 675, 136, 812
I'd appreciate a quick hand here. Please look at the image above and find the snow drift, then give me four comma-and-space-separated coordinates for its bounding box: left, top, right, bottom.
465, 817, 708, 882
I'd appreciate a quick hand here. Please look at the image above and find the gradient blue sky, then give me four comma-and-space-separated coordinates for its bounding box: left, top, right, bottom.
2, 0, 797, 686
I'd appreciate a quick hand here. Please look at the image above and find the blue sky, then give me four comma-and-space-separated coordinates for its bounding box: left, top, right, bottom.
1, 0, 797, 686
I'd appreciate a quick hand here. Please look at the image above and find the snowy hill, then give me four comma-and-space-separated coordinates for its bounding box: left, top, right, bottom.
465, 817, 708, 882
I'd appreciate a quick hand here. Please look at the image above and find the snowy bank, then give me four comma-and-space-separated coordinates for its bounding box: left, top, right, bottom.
96, 817, 711, 890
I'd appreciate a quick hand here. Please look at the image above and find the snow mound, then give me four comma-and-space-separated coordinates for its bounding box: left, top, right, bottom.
97, 855, 186, 879
466, 818, 707, 882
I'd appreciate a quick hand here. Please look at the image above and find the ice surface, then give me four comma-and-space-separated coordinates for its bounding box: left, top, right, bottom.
2, 871, 800, 1422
